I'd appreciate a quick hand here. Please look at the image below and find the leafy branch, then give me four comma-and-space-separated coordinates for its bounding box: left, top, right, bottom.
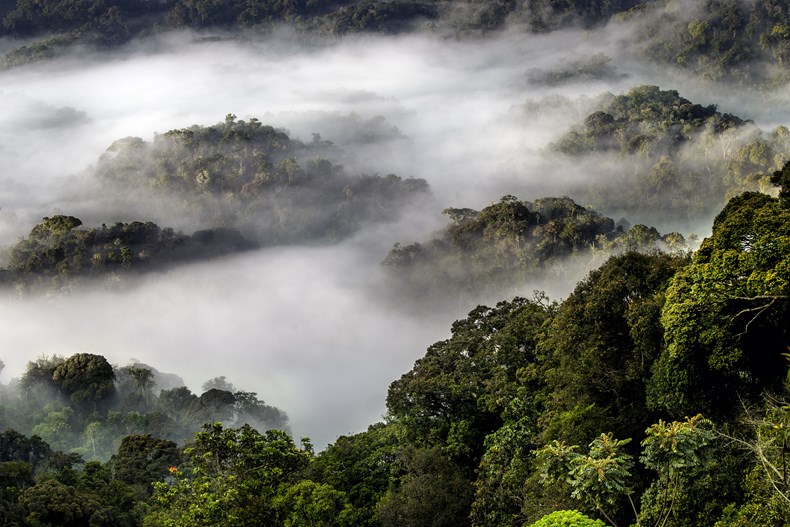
535, 415, 715, 527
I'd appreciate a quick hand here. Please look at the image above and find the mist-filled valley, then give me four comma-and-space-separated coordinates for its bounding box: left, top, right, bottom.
1, 1, 790, 526
0, 29, 647, 446
0, 26, 728, 443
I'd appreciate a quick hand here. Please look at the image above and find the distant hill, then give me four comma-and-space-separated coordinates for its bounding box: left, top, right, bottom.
382, 194, 684, 301
96, 115, 430, 245
543, 85, 789, 225
4, 1, 789, 86
0, 215, 255, 292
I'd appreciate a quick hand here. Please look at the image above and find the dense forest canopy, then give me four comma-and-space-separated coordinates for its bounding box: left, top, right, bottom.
0, 174, 787, 524
2, 0, 790, 526
0, 173, 787, 524
382, 194, 684, 303
94, 114, 430, 246
543, 85, 790, 225
0, 215, 255, 292
2, 0, 790, 87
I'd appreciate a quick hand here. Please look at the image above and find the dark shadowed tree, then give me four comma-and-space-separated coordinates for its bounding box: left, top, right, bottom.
377, 447, 473, 527
109, 434, 181, 493
539, 251, 688, 446
52, 354, 116, 414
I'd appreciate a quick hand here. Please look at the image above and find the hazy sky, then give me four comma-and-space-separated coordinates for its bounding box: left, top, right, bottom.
1, 25, 789, 447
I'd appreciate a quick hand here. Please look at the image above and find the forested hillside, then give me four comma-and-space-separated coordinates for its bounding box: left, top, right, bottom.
0, 169, 785, 525
3, 0, 790, 87
383, 194, 685, 302
0, 215, 254, 292
2, 0, 790, 526
96, 114, 430, 244
545, 85, 790, 224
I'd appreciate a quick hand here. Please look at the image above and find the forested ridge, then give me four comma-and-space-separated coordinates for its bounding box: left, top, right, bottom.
543, 84, 790, 225
0, 168, 787, 525
2, 1, 790, 526
382, 194, 685, 303
0, 215, 255, 292
95, 114, 429, 245
0, 114, 429, 294
3, 0, 790, 86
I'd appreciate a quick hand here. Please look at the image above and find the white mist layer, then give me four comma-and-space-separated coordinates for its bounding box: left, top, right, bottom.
0, 240, 459, 447
1, 27, 790, 447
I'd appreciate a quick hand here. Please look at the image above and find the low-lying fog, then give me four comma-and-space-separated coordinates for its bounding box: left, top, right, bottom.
1, 25, 789, 447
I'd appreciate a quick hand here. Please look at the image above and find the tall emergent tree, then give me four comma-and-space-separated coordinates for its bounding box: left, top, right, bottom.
650, 167, 790, 419
52, 354, 116, 414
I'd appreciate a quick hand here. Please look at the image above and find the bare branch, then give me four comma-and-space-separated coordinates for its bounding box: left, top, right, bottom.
730, 296, 788, 339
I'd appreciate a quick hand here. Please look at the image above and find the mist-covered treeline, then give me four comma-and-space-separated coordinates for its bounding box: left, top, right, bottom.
544, 84, 790, 224
0, 353, 288, 455
0, 171, 787, 525
3, 83, 764, 300
383, 194, 685, 303
4, 0, 790, 88
0, 215, 255, 293
95, 114, 430, 245
0, 0, 634, 44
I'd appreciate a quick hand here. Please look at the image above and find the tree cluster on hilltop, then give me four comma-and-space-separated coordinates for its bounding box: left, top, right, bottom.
545, 85, 790, 224
383, 194, 685, 302
96, 114, 430, 245
553, 85, 747, 158
0, 114, 429, 294
0, 215, 254, 293
5, 354, 288, 454
0, 171, 788, 525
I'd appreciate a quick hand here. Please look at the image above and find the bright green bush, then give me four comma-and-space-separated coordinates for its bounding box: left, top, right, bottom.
527, 510, 606, 527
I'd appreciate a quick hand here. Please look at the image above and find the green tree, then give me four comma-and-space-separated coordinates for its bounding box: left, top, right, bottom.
539, 251, 688, 446
527, 510, 606, 527
376, 447, 473, 527
144, 423, 312, 527
650, 191, 790, 418
637, 415, 716, 527
19, 355, 66, 407
29, 215, 82, 240
535, 415, 716, 527
771, 160, 790, 206
52, 353, 116, 413
387, 296, 551, 468
272, 479, 356, 527
535, 434, 635, 526
0, 460, 33, 525
0, 429, 53, 471
20, 479, 95, 527
472, 412, 552, 526
30, 405, 77, 452
714, 358, 790, 525
109, 434, 181, 493
309, 422, 402, 527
